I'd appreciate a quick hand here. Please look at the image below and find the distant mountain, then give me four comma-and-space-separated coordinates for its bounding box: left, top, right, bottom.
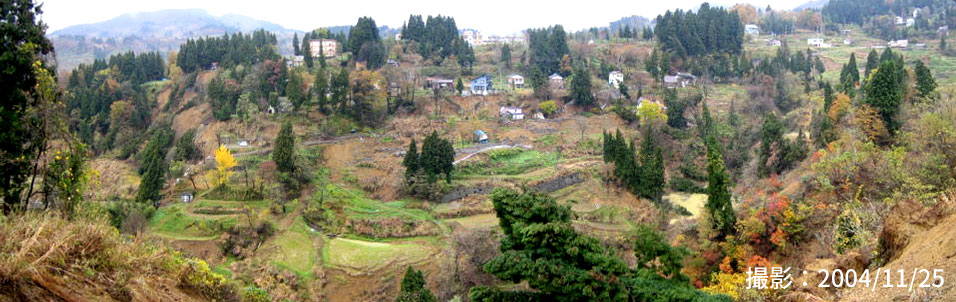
609, 15, 654, 33
794, 0, 829, 11
50, 9, 300, 72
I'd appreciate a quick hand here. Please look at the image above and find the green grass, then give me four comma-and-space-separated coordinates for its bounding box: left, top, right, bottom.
322, 238, 433, 271
148, 203, 237, 240
456, 148, 557, 177
269, 217, 319, 278
323, 184, 433, 221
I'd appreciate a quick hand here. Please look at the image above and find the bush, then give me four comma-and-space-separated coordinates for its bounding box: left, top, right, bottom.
107, 200, 156, 234
179, 259, 238, 300
241, 286, 271, 302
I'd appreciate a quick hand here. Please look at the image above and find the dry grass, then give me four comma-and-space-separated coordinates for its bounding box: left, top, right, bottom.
0, 214, 214, 301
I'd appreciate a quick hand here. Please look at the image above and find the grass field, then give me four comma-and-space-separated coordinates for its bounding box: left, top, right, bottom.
148, 202, 238, 240
269, 217, 320, 278
322, 238, 433, 272
456, 148, 558, 177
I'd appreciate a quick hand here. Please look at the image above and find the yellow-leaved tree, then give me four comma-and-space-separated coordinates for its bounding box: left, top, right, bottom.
206, 145, 236, 189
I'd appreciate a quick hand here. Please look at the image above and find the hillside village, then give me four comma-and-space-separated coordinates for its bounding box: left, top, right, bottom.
3, 0, 956, 301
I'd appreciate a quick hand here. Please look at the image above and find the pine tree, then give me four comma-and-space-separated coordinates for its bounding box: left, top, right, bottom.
637, 129, 665, 202
314, 69, 330, 114
273, 121, 295, 174
704, 133, 735, 240
500, 44, 512, 69
455, 78, 464, 95
419, 131, 454, 184
136, 131, 171, 206
914, 60, 937, 99
332, 68, 350, 113
396, 267, 437, 302
286, 71, 307, 111
864, 49, 879, 80
865, 59, 903, 134
318, 41, 327, 69
174, 128, 201, 162
840, 53, 859, 92
402, 139, 419, 180
302, 35, 314, 69
570, 65, 595, 109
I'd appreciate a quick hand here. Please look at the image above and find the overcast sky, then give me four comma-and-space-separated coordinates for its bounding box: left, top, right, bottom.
39, 0, 808, 35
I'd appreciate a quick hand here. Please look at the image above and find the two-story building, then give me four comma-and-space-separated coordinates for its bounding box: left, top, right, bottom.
608, 71, 624, 88
308, 39, 338, 58
507, 74, 525, 89
470, 75, 493, 95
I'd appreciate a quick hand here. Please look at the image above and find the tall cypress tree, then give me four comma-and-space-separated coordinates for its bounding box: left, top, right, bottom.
314, 69, 330, 114
864, 49, 879, 79
402, 139, 419, 180
569, 65, 595, 109
637, 129, 665, 202
704, 132, 735, 240
914, 60, 937, 99
865, 59, 903, 133
293, 33, 300, 56
302, 34, 314, 69
136, 131, 172, 206
500, 44, 512, 69
273, 121, 295, 174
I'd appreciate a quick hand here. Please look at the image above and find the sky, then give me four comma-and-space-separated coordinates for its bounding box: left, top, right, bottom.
39, 0, 809, 35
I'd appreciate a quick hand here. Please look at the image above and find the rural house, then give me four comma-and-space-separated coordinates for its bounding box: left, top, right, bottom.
474, 130, 489, 143
507, 74, 524, 89
470, 75, 493, 96
608, 71, 624, 88
499, 106, 524, 120
745, 24, 759, 35
426, 77, 454, 89
549, 73, 564, 88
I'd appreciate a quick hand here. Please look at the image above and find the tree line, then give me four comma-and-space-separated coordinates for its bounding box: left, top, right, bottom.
654, 3, 744, 57
400, 15, 475, 67
176, 29, 279, 73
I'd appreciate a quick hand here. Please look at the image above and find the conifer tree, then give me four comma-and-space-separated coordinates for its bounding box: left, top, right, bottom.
318, 41, 327, 69
455, 78, 464, 95
865, 59, 903, 133
314, 69, 330, 114
637, 129, 665, 202
570, 65, 595, 109
136, 131, 172, 206
302, 35, 314, 69
293, 33, 300, 56
402, 139, 419, 180
396, 267, 437, 302
500, 44, 512, 69
273, 121, 295, 174
704, 132, 735, 240
914, 60, 937, 99
864, 49, 879, 79
419, 131, 454, 183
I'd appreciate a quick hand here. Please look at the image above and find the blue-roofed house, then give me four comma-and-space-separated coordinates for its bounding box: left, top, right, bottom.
470, 75, 493, 96
474, 130, 489, 143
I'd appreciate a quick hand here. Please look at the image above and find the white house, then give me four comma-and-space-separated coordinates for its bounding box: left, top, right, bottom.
608, 71, 624, 88
807, 38, 831, 48
507, 74, 525, 89
462, 30, 483, 46
548, 73, 564, 88
745, 24, 759, 36
499, 106, 524, 120
888, 39, 909, 48
895, 16, 905, 26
